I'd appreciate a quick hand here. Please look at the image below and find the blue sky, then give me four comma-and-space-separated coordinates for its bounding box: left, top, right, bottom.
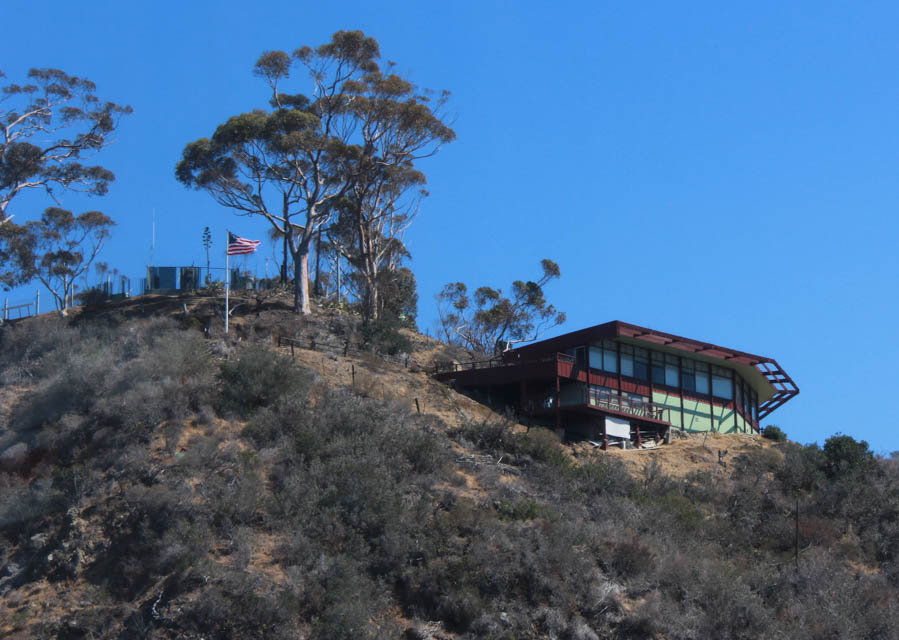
5, 1, 898, 452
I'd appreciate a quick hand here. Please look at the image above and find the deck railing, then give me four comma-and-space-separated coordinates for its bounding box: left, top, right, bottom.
433, 352, 574, 375
581, 388, 669, 422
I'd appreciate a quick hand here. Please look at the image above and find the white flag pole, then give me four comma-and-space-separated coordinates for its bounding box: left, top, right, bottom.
225, 231, 230, 334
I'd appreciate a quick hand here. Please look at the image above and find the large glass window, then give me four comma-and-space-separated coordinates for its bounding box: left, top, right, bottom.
740, 381, 749, 415
588, 384, 618, 406
711, 366, 733, 400
620, 344, 634, 377
589, 346, 602, 370
682, 359, 696, 392
664, 354, 679, 387
589, 341, 618, 374
736, 382, 744, 413
694, 361, 710, 395
633, 347, 649, 381
602, 340, 618, 374
651, 352, 665, 385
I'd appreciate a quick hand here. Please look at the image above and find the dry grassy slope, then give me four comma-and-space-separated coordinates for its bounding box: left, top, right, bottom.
0, 296, 787, 638
270, 322, 783, 481
9, 290, 782, 484
67, 288, 784, 478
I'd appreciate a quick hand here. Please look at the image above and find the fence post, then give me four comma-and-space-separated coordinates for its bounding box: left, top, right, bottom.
35, 290, 39, 316
3, 298, 7, 321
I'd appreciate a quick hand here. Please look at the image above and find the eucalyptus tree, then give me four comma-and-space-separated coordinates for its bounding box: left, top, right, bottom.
0, 68, 132, 226
437, 260, 567, 355
333, 65, 454, 322
177, 30, 454, 315
176, 108, 308, 296
8, 207, 114, 314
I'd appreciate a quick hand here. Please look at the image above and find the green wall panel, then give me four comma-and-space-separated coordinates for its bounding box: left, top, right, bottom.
681, 397, 713, 432
652, 391, 683, 429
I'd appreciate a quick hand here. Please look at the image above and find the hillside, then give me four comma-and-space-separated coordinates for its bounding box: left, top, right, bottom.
1, 295, 898, 639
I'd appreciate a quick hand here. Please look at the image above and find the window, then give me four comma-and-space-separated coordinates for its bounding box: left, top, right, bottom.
740, 380, 749, 415
651, 352, 665, 385
736, 382, 743, 413
589, 346, 602, 369
694, 361, 710, 395
633, 347, 649, 381
602, 340, 618, 374
588, 384, 618, 406
574, 346, 585, 368
712, 374, 733, 399
620, 344, 634, 377
624, 392, 650, 410
589, 341, 618, 373
664, 354, 679, 387
682, 359, 696, 392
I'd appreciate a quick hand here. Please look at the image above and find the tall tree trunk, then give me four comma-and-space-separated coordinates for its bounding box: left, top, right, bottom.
313, 226, 323, 296
292, 249, 312, 315
281, 193, 289, 285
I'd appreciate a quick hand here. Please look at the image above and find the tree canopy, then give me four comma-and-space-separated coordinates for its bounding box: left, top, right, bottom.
437, 259, 567, 355
5, 206, 114, 314
0, 68, 132, 226
176, 30, 454, 315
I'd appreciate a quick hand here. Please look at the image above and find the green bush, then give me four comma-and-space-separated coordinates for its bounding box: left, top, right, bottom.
823, 433, 875, 480
762, 424, 788, 442
360, 312, 412, 356
451, 416, 513, 454
516, 427, 568, 467
496, 498, 554, 521
216, 346, 310, 418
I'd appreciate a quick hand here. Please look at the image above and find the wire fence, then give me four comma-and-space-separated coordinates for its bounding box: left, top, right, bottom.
1, 291, 42, 322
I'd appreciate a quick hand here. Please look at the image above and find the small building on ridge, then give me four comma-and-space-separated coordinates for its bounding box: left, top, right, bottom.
434, 321, 798, 447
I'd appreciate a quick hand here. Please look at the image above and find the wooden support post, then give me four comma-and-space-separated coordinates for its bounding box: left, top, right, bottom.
678, 355, 685, 431
732, 375, 738, 433
602, 419, 608, 450
553, 374, 562, 431
794, 496, 800, 572
520, 380, 527, 416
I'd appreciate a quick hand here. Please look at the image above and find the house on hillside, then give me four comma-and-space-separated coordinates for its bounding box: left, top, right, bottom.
434, 321, 798, 448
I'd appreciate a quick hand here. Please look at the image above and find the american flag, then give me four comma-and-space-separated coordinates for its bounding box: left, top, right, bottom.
227, 232, 261, 255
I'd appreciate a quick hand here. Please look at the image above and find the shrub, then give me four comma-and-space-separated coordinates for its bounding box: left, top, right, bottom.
361, 312, 412, 356
244, 394, 319, 453
452, 416, 513, 454
776, 442, 827, 493
568, 456, 636, 498
216, 346, 311, 418
762, 424, 788, 442
497, 498, 554, 521
516, 427, 568, 467
401, 429, 447, 475
823, 433, 875, 480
